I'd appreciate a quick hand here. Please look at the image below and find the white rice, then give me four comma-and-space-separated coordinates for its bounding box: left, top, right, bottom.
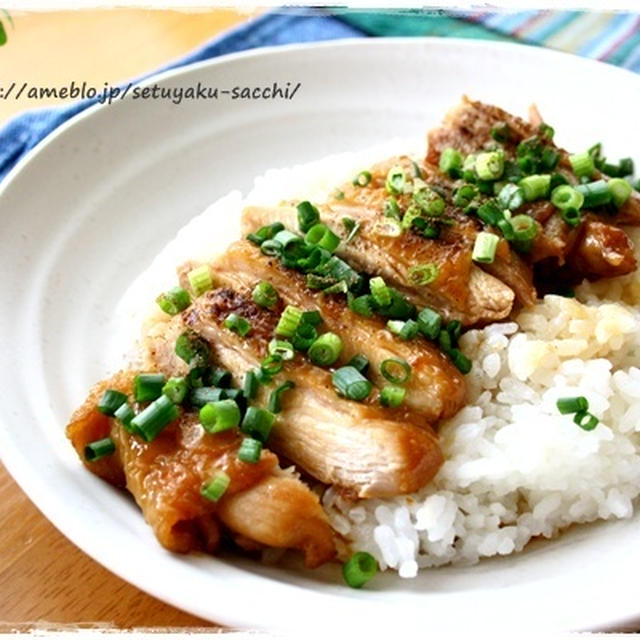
119, 140, 640, 577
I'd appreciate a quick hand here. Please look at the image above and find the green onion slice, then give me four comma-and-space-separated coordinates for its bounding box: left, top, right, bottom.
268, 338, 295, 361
408, 263, 439, 286
297, 201, 320, 233
347, 354, 370, 375
130, 395, 179, 442
609, 177, 632, 208
439, 148, 463, 178
114, 402, 136, 432
472, 232, 499, 264
260, 354, 284, 378
305, 223, 341, 253
342, 217, 361, 244
291, 323, 318, 351
190, 386, 224, 408
268, 381, 295, 413
252, 281, 279, 308
98, 389, 128, 416
332, 366, 373, 401
475, 151, 504, 181
307, 332, 343, 366
385, 165, 406, 195
241, 407, 276, 443
84, 437, 116, 462
247, 222, 284, 246
369, 276, 391, 307
569, 151, 595, 179
380, 358, 411, 384
133, 373, 166, 403
243, 370, 259, 400
353, 170, 372, 187
237, 437, 262, 464
342, 551, 378, 589
573, 411, 599, 431
519, 174, 551, 201
275, 305, 303, 338
224, 313, 252, 337
556, 396, 589, 415
156, 286, 191, 316
551, 185, 584, 212
417, 307, 442, 340
201, 471, 231, 502
187, 265, 213, 297
162, 376, 188, 405
575, 180, 612, 208
380, 385, 406, 408
200, 399, 241, 433
372, 218, 403, 237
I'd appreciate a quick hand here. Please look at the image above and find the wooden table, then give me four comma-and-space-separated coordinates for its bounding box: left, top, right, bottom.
0, 9, 259, 630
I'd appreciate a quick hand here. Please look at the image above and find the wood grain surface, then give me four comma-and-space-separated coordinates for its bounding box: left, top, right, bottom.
0, 9, 259, 630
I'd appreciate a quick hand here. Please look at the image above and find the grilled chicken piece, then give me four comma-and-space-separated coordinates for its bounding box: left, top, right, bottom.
66, 373, 336, 567
143, 288, 444, 499
208, 239, 465, 422
242, 203, 515, 326
427, 96, 640, 233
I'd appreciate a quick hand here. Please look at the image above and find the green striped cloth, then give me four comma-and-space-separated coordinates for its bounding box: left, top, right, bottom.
336, 10, 640, 71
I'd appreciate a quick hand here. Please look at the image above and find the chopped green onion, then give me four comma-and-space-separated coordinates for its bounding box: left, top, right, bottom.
241, 407, 276, 443
305, 224, 340, 253
569, 151, 595, 179
114, 402, 135, 431
332, 366, 372, 401
453, 184, 478, 209
275, 305, 303, 338
380, 385, 406, 408
175, 331, 209, 366
551, 185, 584, 211
322, 280, 349, 295
247, 222, 284, 246
373, 218, 403, 237
297, 201, 320, 233
307, 332, 343, 366
445, 320, 463, 344
300, 310, 323, 327
462, 153, 477, 181
383, 197, 401, 220
224, 313, 252, 337
348, 294, 373, 317
201, 471, 230, 502
187, 265, 213, 297
243, 370, 259, 400
342, 551, 378, 589
342, 217, 361, 244
208, 368, 232, 388
510, 214, 538, 251
268, 338, 295, 361
200, 399, 241, 434
538, 122, 555, 140
237, 437, 262, 464
156, 286, 191, 316
490, 121, 510, 143
519, 174, 551, 201
412, 160, 423, 178
439, 148, 463, 178
540, 147, 560, 171
550, 172, 569, 190
619, 157, 634, 177
561, 208, 582, 228
380, 358, 411, 384
472, 232, 499, 264
189, 386, 224, 408
84, 437, 116, 462
386, 320, 404, 335
97, 389, 128, 416
252, 281, 279, 309
385, 165, 406, 195
260, 238, 283, 257
347, 354, 370, 375
134, 373, 166, 402
575, 180, 612, 208
268, 381, 295, 413
353, 170, 372, 187
291, 323, 318, 351
497, 183, 524, 211
396, 319, 420, 340
408, 263, 439, 286
573, 411, 599, 431
401, 204, 423, 231
373, 288, 416, 319
556, 396, 589, 415
417, 307, 442, 340
413, 182, 445, 216
131, 394, 179, 442
162, 377, 188, 405
476, 200, 502, 227
314, 255, 361, 290
475, 151, 504, 181
609, 177, 632, 208
369, 276, 391, 307
260, 354, 284, 378
448, 348, 472, 374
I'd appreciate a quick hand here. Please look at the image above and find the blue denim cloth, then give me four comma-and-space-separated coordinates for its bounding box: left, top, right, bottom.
0, 9, 364, 183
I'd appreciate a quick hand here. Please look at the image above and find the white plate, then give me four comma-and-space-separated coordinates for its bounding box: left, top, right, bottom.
1, 38, 640, 634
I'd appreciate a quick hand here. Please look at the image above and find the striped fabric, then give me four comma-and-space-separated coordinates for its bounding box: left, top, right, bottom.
336, 9, 640, 72
462, 10, 640, 70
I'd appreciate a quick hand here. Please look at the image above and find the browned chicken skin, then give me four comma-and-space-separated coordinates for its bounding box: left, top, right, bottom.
66, 373, 336, 566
